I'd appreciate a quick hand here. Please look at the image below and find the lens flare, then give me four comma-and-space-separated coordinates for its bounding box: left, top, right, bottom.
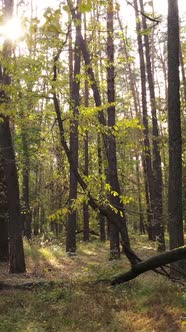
0, 17, 24, 41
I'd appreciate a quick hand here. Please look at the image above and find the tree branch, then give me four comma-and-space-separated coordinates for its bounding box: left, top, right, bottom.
126, 0, 161, 25
111, 246, 186, 284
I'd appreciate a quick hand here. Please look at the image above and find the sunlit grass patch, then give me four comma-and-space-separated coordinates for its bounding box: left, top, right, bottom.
0, 238, 185, 332
0, 277, 184, 332
38, 246, 57, 261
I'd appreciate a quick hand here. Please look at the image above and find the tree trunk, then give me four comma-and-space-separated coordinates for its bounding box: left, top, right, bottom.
180, 43, 186, 106
117, 13, 146, 235
97, 133, 106, 242
139, 0, 165, 251
83, 20, 89, 241
67, 0, 131, 254
83, 130, 89, 241
33, 205, 39, 236
66, 3, 81, 253
106, 0, 120, 259
134, 0, 156, 241
0, 0, 25, 273
21, 130, 31, 239
136, 155, 145, 234
168, 0, 186, 277
0, 161, 9, 261
0, 118, 25, 273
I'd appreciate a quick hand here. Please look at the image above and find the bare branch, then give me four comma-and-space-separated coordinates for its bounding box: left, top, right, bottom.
111, 246, 186, 284
126, 0, 161, 25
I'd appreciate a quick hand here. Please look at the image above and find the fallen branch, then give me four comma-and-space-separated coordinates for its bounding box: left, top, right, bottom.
111, 246, 186, 285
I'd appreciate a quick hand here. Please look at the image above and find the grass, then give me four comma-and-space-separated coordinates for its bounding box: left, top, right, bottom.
0, 235, 185, 332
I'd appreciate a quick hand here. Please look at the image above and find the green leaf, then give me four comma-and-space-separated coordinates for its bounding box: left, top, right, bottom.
78, 0, 92, 13
111, 190, 119, 197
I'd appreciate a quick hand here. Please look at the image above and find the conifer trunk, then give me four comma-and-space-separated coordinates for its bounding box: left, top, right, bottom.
139, 0, 165, 251
0, 161, 9, 261
106, 0, 120, 259
83, 14, 89, 242
66, 2, 81, 253
21, 130, 31, 239
134, 0, 155, 241
168, 0, 186, 277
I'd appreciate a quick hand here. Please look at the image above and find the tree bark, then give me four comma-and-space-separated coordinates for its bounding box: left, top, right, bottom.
180, 43, 186, 106
106, 0, 120, 259
83, 17, 89, 241
139, 0, 165, 251
134, 0, 155, 241
0, 0, 25, 273
66, 5, 81, 253
97, 133, 106, 241
83, 130, 89, 242
21, 129, 31, 239
0, 160, 9, 261
168, 0, 186, 277
0, 118, 26, 273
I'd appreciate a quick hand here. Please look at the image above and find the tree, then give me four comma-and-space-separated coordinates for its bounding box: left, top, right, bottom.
139, 0, 165, 251
106, 0, 120, 258
66, 1, 81, 254
68, 0, 131, 259
0, 159, 9, 261
83, 40, 90, 242
0, 0, 25, 273
21, 124, 32, 239
133, 0, 155, 241
168, 0, 186, 276
0, 0, 183, 277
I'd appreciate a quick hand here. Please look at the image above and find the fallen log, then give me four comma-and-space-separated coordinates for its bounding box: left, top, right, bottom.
111, 246, 186, 285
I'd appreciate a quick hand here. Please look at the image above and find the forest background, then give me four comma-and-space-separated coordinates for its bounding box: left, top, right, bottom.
0, 0, 186, 331
0, 0, 185, 284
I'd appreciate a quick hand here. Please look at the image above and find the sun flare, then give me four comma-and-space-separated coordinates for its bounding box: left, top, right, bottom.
0, 17, 24, 41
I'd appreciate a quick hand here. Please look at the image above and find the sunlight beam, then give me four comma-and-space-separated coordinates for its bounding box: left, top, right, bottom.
0, 17, 24, 42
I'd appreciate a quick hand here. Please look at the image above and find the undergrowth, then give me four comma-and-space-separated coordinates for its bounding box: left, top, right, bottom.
0, 236, 185, 332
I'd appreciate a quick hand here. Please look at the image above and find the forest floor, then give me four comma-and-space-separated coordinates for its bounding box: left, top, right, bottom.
0, 234, 185, 332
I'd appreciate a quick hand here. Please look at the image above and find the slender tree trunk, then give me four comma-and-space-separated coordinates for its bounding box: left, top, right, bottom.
0, 160, 9, 261
97, 134, 106, 241
117, 13, 145, 235
33, 166, 40, 236
142, 155, 153, 239
139, 0, 165, 251
134, 0, 160, 243
66, 3, 81, 253
180, 43, 186, 105
33, 205, 39, 236
83, 14, 89, 242
97, 18, 106, 242
21, 130, 32, 239
106, 0, 120, 259
136, 154, 145, 234
168, 0, 186, 277
83, 129, 89, 241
